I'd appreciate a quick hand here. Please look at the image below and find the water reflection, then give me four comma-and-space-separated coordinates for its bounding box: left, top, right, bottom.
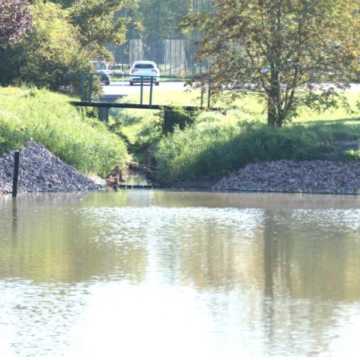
0, 191, 360, 358
0, 193, 146, 283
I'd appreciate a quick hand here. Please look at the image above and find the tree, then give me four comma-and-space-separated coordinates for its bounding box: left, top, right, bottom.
70, 0, 134, 59
186, 0, 360, 127
19, 1, 90, 90
0, 0, 31, 44
0, 1, 91, 90
139, 0, 190, 39
1, 0, 134, 89
126, 0, 192, 63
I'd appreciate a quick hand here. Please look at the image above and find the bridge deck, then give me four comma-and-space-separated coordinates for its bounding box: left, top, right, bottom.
70, 101, 218, 111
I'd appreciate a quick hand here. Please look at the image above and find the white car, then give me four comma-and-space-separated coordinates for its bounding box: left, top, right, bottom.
129, 61, 160, 86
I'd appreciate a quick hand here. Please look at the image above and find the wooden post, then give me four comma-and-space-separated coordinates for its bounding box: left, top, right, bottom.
99, 107, 109, 122
200, 81, 205, 108
149, 77, 154, 105
12, 151, 20, 198
140, 77, 144, 105
80, 73, 85, 101
207, 78, 211, 110
88, 75, 93, 101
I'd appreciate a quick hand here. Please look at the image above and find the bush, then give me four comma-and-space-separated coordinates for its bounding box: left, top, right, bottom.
0, 87, 128, 176
154, 119, 360, 183
162, 107, 198, 134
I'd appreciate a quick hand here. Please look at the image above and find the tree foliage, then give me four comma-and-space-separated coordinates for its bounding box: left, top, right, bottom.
19, 1, 90, 90
139, 0, 190, 38
0, 1, 90, 91
70, 0, 134, 58
186, 0, 360, 127
0, 0, 31, 44
0, 0, 134, 89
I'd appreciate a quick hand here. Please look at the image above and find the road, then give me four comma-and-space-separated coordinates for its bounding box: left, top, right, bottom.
102, 80, 187, 100
101, 80, 360, 103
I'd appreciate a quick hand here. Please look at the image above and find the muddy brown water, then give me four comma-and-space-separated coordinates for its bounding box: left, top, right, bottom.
1, 191, 360, 359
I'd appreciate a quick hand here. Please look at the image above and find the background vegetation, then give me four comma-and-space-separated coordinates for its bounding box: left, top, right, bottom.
0, 0, 134, 92
154, 118, 360, 183
186, 0, 360, 127
108, 89, 360, 183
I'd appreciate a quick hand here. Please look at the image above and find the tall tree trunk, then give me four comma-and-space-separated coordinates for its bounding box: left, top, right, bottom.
267, 0, 284, 128
267, 67, 282, 128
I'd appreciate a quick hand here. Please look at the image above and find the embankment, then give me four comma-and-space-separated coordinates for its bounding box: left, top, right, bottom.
213, 160, 360, 194
0, 87, 128, 177
0, 142, 100, 193
150, 113, 360, 194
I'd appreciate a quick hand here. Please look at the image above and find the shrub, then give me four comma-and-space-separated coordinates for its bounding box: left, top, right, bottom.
162, 107, 198, 134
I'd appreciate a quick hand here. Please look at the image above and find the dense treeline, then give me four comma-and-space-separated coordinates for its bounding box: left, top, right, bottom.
0, 0, 213, 91
0, 0, 134, 91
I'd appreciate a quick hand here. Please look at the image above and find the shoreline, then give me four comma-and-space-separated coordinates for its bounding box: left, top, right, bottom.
3, 184, 360, 197
3, 143, 360, 196
3, 174, 360, 197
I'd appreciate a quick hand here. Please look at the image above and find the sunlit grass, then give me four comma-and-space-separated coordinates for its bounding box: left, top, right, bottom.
117, 85, 360, 124
0, 86, 128, 176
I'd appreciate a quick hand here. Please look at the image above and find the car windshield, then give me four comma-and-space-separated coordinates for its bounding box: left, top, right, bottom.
134, 64, 155, 69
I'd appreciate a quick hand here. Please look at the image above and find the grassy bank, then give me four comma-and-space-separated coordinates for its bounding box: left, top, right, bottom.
155, 119, 360, 183
110, 88, 360, 184
0, 87, 128, 176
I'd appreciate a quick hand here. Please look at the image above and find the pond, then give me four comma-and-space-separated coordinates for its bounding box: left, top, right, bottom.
1, 191, 360, 359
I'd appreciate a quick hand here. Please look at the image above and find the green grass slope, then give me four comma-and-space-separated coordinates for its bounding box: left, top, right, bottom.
0, 87, 128, 176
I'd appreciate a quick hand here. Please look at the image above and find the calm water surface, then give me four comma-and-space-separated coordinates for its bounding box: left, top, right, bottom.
1, 191, 360, 359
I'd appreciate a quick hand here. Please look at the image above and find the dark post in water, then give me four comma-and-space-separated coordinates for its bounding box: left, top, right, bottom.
12, 151, 20, 198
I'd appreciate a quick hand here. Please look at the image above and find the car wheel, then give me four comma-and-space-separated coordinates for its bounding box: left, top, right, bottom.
156, 82, 160, 86
129, 81, 134, 86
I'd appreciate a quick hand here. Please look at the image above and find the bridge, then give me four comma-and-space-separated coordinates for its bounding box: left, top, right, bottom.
71, 75, 220, 132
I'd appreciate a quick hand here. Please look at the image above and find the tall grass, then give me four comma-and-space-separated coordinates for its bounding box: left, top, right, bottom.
154, 117, 360, 183
0, 87, 128, 176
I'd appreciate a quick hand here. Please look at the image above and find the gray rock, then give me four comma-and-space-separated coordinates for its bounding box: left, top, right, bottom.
213, 160, 360, 195
0, 142, 101, 194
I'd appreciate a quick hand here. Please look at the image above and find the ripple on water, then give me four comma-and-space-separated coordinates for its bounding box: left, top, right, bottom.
80, 206, 264, 246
